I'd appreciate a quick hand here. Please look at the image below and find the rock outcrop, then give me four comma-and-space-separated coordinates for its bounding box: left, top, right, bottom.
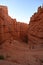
0, 5, 43, 65
0, 5, 43, 47
0, 5, 28, 44
28, 6, 43, 48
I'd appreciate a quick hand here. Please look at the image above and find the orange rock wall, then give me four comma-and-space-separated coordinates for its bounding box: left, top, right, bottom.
0, 6, 28, 44
28, 6, 43, 46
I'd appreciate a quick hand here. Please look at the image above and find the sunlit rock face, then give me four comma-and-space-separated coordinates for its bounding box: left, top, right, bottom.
0, 5, 8, 18
0, 6, 8, 43
0, 5, 28, 44
28, 6, 43, 46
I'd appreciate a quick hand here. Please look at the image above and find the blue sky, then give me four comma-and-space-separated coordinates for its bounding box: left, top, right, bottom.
0, 0, 43, 23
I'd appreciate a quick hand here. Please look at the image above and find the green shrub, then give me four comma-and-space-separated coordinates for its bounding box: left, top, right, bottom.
0, 55, 5, 60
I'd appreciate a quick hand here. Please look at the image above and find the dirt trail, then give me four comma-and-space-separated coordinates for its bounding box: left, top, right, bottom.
0, 40, 43, 65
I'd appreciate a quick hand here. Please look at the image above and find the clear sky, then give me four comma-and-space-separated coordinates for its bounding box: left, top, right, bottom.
0, 0, 43, 23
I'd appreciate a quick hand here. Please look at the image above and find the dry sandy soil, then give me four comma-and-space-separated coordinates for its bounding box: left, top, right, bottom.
0, 40, 43, 65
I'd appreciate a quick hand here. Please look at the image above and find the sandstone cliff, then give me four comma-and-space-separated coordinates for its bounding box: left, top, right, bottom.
28, 6, 43, 48
0, 5, 43, 65
0, 5, 28, 44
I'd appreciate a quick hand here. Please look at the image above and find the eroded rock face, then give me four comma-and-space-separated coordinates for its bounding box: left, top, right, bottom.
0, 5, 28, 44
0, 5, 8, 18
28, 6, 43, 47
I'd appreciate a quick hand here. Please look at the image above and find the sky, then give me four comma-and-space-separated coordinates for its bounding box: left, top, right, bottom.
0, 0, 43, 23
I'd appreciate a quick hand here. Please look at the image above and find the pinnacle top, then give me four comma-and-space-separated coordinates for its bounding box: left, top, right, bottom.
38, 5, 43, 13
0, 5, 7, 9
0, 5, 8, 16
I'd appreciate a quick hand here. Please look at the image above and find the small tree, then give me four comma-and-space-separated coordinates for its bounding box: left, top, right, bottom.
0, 55, 5, 60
